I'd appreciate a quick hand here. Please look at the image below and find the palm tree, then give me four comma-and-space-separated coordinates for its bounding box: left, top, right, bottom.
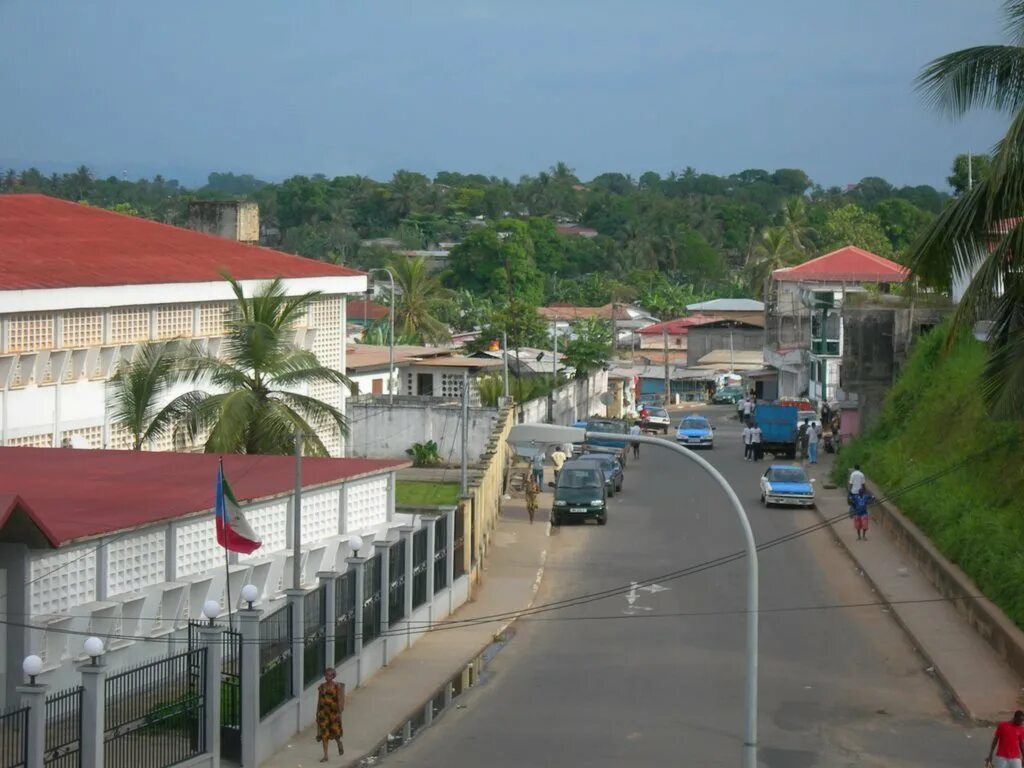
107, 340, 192, 450
744, 227, 801, 300
385, 254, 451, 343
169, 276, 353, 456
911, 0, 1024, 417
780, 197, 816, 254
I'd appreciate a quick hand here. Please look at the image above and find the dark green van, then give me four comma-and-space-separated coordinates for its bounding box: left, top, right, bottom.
551, 460, 607, 526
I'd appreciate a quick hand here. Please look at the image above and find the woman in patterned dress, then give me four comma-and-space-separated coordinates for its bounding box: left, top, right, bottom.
316, 667, 345, 762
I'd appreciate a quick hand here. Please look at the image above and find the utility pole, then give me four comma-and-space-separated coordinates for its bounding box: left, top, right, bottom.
968, 150, 973, 191
502, 331, 510, 402
662, 326, 670, 404
292, 429, 303, 590
460, 370, 469, 496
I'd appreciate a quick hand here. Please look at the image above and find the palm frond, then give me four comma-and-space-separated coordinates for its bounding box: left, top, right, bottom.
915, 45, 1024, 116
274, 391, 348, 437
203, 389, 261, 454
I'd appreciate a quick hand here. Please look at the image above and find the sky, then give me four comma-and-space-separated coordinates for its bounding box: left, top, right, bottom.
0, 0, 1012, 190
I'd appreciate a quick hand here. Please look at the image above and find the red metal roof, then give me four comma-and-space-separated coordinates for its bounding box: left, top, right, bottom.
636, 315, 724, 335
0, 448, 405, 546
772, 245, 908, 283
0, 194, 363, 291
348, 299, 390, 321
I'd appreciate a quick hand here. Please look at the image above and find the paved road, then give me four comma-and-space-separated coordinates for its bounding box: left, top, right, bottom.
387, 407, 987, 767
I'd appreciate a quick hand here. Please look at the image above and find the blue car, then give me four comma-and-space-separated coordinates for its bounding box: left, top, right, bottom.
676, 415, 714, 449
759, 465, 816, 507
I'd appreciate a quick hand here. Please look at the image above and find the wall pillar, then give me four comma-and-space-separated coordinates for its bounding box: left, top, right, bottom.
446, 508, 456, 614
79, 662, 106, 768
284, 588, 305, 720
318, 571, 338, 669
237, 607, 262, 768
398, 526, 414, 641
373, 540, 390, 664
345, 556, 367, 685
198, 623, 224, 765
17, 682, 47, 768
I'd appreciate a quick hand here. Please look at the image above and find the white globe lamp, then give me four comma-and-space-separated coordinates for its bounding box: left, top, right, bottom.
22, 655, 43, 684
241, 584, 259, 610
202, 599, 220, 625
348, 535, 364, 557
83, 636, 104, 665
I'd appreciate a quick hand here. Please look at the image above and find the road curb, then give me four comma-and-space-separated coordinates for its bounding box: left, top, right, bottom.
352, 521, 553, 764
811, 503, 977, 723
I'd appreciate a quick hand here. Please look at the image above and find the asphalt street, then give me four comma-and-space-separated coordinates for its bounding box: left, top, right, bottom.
387, 406, 987, 768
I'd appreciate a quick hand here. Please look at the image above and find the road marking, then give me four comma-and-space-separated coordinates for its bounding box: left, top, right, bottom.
636, 582, 670, 594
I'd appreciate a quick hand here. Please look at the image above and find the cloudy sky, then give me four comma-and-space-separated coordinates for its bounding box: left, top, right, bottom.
0, 0, 1010, 188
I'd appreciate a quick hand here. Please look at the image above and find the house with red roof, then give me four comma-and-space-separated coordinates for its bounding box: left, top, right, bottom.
0, 195, 367, 454
764, 245, 909, 402
635, 315, 723, 354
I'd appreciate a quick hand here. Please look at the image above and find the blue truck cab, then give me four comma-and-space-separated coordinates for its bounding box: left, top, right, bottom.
752, 404, 799, 459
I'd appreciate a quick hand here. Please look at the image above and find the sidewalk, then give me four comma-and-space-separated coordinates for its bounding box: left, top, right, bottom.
260, 482, 551, 767
804, 455, 1023, 723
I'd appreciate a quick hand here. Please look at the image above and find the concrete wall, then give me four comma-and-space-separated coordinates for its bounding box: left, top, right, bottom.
186, 200, 259, 242
686, 326, 763, 367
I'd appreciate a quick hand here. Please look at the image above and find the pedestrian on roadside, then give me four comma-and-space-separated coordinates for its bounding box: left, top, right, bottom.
531, 450, 545, 487
987, 709, 1024, 768
741, 396, 753, 425
751, 423, 763, 461
316, 667, 345, 761
629, 421, 642, 459
806, 422, 819, 464
525, 476, 538, 524
742, 423, 753, 461
551, 445, 567, 481
848, 486, 874, 540
848, 464, 865, 498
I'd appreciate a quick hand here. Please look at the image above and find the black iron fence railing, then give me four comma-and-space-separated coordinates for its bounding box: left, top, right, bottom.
453, 507, 466, 580
44, 685, 81, 768
388, 540, 407, 625
259, 604, 294, 719
104, 648, 206, 768
363, 554, 383, 644
303, 587, 328, 688
334, 572, 356, 664
434, 516, 449, 594
186, 621, 242, 762
412, 529, 428, 609
0, 705, 28, 768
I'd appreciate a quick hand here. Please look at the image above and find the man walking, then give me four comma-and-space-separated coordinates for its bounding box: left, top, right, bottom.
848, 464, 865, 496
629, 421, 642, 459
751, 423, 763, 461
742, 423, 753, 461
551, 445, 567, 482
531, 450, 545, 487
849, 486, 873, 540
987, 710, 1024, 767
806, 421, 819, 464
741, 396, 754, 426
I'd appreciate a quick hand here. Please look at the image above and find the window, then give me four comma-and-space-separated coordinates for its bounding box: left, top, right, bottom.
371, 378, 383, 395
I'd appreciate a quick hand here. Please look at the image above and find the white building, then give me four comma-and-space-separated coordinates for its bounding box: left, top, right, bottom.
0, 446, 408, 706
0, 195, 365, 454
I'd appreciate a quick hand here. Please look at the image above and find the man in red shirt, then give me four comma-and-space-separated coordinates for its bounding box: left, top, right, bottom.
988, 710, 1024, 767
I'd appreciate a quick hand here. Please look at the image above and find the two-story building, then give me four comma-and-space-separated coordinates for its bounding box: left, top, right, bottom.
0, 195, 366, 455
764, 245, 908, 402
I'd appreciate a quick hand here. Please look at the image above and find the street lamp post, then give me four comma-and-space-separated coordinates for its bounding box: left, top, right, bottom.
505, 424, 759, 768
368, 268, 396, 406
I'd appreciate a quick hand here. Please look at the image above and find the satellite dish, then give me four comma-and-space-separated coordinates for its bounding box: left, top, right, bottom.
599, 392, 613, 406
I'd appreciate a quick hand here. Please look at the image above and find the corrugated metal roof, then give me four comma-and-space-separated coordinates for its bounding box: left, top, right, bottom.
773, 245, 908, 284
686, 298, 765, 312
0, 194, 363, 291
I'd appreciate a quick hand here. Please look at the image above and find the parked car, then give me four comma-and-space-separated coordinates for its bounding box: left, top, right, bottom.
759, 464, 816, 507
676, 415, 714, 448
642, 406, 671, 434
576, 453, 624, 495
550, 460, 608, 526
711, 385, 745, 404
582, 418, 630, 465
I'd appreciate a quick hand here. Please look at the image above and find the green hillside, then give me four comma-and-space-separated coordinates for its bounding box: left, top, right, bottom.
834, 325, 1024, 625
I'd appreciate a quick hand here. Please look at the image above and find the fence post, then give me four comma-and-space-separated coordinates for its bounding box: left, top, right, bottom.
17, 681, 47, 768
398, 526, 414, 642
238, 607, 262, 768
284, 589, 305, 723
199, 625, 223, 765
373, 540, 390, 665
446, 507, 456, 614
424, 517, 436, 611
78, 662, 106, 768
318, 572, 339, 668
345, 554, 366, 686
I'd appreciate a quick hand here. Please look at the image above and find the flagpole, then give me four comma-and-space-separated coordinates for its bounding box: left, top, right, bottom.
221, 458, 233, 631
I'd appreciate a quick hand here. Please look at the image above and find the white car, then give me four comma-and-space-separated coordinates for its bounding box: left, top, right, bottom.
642, 406, 671, 434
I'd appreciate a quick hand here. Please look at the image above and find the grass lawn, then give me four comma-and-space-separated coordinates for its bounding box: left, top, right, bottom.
395, 480, 461, 507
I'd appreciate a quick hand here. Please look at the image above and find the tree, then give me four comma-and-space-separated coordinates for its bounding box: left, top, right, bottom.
947, 152, 993, 195
168, 277, 353, 455
107, 341, 193, 450
780, 197, 817, 253
743, 227, 801, 300
386, 254, 451, 343
911, 0, 1024, 418
822, 204, 895, 258
874, 198, 934, 255
561, 317, 612, 378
